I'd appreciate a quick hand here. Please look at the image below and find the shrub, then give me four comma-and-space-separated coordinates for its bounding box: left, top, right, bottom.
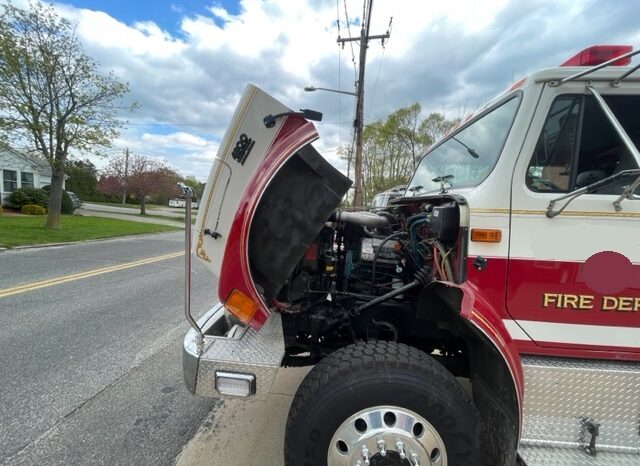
21, 204, 46, 215
0, 205, 3, 214
7, 187, 48, 209
60, 191, 74, 214
40, 185, 75, 214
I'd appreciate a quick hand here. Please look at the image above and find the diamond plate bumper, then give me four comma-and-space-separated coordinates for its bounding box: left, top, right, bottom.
182, 303, 285, 400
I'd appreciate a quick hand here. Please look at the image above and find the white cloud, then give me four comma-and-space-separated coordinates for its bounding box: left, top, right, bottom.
16, 0, 640, 181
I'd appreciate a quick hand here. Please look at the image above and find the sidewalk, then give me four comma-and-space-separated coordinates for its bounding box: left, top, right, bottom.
76, 208, 186, 228
175, 367, 310, 466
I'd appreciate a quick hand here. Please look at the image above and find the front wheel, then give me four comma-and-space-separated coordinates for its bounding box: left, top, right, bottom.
284, 341, 480, 466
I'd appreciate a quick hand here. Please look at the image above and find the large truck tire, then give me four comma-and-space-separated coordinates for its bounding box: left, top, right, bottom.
284, 341, 480, 466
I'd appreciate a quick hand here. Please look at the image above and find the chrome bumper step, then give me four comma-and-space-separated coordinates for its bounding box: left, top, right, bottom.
183, 304, 285, 400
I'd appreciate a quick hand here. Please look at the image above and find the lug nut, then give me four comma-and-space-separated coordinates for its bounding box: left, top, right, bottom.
396, 441, 406, 459
411, 452, 420, 466
361, 445, 370, 465
377, 439, 387, 457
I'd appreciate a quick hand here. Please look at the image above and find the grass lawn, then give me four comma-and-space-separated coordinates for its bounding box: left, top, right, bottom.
0, 215, 181, 248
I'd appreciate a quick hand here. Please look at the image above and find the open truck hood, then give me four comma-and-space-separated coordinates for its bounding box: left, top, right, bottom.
194, 85, 351, 328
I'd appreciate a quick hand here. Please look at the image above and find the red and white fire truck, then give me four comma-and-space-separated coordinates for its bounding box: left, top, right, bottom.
180, 45, 640, 465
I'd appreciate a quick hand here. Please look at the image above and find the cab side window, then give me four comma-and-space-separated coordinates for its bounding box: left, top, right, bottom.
527, 94, 640, 194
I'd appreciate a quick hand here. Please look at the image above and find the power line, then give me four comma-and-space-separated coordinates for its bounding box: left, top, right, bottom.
368, 16, 392, 119
343, 0, 358, 82
124, 122, 230, 127
337, 0, 342, 149
368, 47, 385, 119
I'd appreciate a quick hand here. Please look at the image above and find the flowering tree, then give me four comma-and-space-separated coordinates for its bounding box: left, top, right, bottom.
99, 153, 178, 214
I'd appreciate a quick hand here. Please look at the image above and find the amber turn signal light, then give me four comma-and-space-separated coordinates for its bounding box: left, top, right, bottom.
224, 289, 259, 324
471, 228, 502, 243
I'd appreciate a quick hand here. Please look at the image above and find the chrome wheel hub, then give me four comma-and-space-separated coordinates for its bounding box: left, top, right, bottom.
328, 406, 447, 466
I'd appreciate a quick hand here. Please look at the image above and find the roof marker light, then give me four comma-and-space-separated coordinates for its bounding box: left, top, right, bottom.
561, 45, 633, 67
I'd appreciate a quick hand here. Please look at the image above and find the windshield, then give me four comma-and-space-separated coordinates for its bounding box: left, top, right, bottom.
407, 95, 520, 195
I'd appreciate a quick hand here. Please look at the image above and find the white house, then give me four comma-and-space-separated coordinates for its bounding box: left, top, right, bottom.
0, 144, 65, 204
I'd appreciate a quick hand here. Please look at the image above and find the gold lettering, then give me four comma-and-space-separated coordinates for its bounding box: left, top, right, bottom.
601, 296, 618, 311
635, 298, 640, 312
617, 297, 633, 312
579, 295, 594, 310
563, 294, 579, 309
542, 293, 558, 308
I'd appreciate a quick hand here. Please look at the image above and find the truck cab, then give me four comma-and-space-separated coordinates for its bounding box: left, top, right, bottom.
182, 45, 640, 466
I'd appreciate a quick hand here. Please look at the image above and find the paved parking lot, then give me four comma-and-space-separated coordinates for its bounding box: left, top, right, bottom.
176, 367, 310, 465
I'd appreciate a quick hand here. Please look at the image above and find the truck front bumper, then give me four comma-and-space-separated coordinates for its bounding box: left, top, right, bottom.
182, 303, 285, 399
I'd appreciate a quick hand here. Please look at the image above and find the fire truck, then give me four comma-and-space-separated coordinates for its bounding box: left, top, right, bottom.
180, 45, 640, 465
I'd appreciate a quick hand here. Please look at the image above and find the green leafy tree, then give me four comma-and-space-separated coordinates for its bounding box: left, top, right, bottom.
343, 104, 457, 205
419, 112, 459, 149
182, 176, 205, 201
65, 158, 98, 200
0, 1, 134, 228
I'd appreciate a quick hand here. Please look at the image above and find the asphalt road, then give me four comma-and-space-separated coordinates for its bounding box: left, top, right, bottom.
0, 232, 220, 465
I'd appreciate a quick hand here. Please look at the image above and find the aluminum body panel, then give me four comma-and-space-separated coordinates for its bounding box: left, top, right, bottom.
183, 304, 285, 400
519, 445, 639, 465
520, 355, 640, 457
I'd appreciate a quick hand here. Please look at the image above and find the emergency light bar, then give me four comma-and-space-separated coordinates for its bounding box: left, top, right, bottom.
561, 45, 633, 67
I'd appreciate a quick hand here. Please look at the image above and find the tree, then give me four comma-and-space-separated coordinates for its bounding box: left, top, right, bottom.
99, 153, 177, 214
343, 103, 457, 205
419, 112, 459, 149
0, 1, 133, 228
182, 176, 205, 201
65, 158, 98, 199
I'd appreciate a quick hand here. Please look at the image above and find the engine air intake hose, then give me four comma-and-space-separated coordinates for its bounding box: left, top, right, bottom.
329, 209, 390, 229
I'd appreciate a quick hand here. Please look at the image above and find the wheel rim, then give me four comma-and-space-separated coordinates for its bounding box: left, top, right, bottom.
327, 405, 447, 466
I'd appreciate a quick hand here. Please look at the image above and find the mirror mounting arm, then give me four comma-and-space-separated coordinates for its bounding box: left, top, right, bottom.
546, 169, 640, 218
613, 175, 640, 211
263, 108, 323, 128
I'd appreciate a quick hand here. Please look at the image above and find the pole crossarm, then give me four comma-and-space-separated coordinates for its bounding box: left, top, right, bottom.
337, 32, 389, 44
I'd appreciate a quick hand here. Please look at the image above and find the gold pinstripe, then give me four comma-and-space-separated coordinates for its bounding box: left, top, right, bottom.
470, 208, 640, 218
196, 86, 258, 262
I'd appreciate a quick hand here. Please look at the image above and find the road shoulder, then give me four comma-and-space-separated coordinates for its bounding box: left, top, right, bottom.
175, 366, 310, 466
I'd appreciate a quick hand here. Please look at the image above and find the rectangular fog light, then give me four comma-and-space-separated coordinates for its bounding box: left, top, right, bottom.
215, 371, 256, 397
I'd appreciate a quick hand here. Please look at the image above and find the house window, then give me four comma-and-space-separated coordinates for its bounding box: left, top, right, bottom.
21, 171, 34, 188
3, 170, 17, 192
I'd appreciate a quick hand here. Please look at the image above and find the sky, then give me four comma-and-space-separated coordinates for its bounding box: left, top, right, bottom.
6, 0, 640, 180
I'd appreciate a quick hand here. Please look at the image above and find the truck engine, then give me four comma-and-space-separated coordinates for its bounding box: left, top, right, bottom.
273, 200, 467, 368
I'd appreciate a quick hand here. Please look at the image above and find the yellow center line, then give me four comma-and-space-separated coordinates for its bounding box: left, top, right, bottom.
0, 251, 184, 298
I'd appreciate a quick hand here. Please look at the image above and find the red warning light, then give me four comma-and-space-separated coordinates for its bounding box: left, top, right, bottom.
561, 45, 632, 67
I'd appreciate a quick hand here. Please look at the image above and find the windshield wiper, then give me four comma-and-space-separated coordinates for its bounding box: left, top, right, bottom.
452, 137, 480, 158
407, 185, 423, 195
546, 169, 640, 218
432, 174, 455, 193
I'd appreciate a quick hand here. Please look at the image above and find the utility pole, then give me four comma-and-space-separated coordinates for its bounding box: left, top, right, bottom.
338, 0, 390, 207
122, 147, 129, 205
